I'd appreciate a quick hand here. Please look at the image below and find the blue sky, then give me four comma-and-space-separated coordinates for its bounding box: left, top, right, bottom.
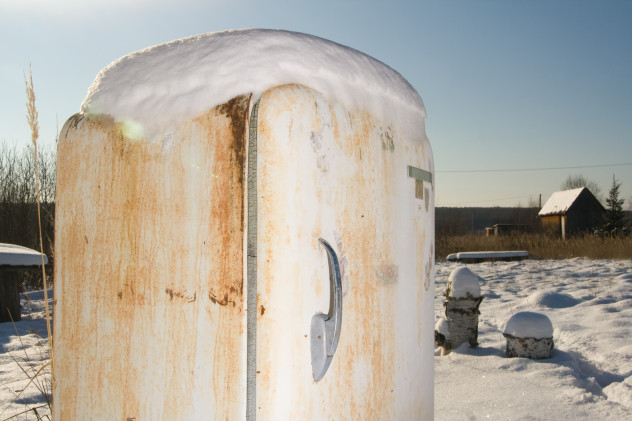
1, 0, 631, 207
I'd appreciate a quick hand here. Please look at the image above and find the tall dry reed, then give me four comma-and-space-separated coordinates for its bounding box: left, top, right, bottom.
24, 64, 54, 389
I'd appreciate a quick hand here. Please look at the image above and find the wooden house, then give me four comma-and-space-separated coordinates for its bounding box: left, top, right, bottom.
538, 187, 604, 239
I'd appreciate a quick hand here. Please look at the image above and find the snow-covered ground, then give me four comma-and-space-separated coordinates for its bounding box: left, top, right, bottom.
436, 258, 632, 420
0, 289, 51, 420
1, 258, 630, 419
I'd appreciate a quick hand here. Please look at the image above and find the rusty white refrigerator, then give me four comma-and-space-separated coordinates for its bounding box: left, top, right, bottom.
54, 30, 435, 420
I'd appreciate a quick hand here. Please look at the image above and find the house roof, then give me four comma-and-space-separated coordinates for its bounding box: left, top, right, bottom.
538, 187, 587, 216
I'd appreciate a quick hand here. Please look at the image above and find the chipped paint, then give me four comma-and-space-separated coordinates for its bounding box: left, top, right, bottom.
380, 126, 395, 152
376, 262, 399, 285
54, 95, 250, 420
333, 230, 350, 297
165, 288, 196, 303
425, 244, 434, 292
425, 186, 430, 211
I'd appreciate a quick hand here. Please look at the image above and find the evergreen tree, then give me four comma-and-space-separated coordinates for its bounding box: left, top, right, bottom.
601, 175, 625, 234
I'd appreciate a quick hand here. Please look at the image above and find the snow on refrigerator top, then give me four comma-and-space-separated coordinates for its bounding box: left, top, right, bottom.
80, 29, 427, 141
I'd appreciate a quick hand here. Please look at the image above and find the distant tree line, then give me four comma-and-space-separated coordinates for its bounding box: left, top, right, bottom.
437, 174, 629, 238
436, 206, 541, 236
0, 143, 56, 288
562, 174, 628, 236
561, 174, 603, 203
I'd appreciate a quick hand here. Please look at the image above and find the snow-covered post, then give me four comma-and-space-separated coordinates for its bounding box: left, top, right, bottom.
435, 266, 483, 352
0, 271, 20, 322
503, 312, 554, 359
0, 244, 49, 323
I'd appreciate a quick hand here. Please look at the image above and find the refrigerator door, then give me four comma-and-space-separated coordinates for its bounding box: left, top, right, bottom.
253, 85, 434, 419
54, 96, 251, 420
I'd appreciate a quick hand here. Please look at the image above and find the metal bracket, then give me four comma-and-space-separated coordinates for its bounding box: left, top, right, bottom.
408, 165, 432, 184
408, 165, 432, 200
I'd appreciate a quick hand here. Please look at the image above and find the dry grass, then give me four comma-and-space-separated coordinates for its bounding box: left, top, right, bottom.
1, 65, 56, 420
24, 66, 54, 372
436, 232, 632, 261
2, 317, 51, 421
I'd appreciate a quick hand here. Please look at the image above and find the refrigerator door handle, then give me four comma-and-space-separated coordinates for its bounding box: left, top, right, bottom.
310, 238, 343, 382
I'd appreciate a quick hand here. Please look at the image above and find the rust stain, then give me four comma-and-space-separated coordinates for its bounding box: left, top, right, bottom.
424, 244, 433, 292
329, 104, 340, 139
424, 186, 430, 211
194, 95, 249, 305
380, 126, 395, 152
339, 90, 395, 419
255, 85, 401, 420
208, 289, 236, 307
334, 92, 399, 419
215, 95, 250, 188
64, 113, 83, 132
166, 288, 196, 303
334, 231, 349, 296
55, 94, 251, 420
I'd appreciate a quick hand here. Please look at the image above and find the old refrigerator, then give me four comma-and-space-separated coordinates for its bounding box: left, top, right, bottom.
54, 30, 435, 420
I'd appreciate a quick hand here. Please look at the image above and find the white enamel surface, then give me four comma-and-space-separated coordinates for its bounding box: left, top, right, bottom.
54, 101, 249, 420
255, 85, 434, 419
56, 30, 434, 419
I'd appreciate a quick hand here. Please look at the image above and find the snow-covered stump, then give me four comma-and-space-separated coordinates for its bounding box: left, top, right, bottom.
435, 266, 483, 352
434, 318, 451, 355
503, 312, 554, 359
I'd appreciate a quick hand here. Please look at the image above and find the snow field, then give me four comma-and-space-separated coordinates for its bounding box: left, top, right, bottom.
0, 289, 52, 420
1, 259, 630, 420
435, 258, 632, 420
